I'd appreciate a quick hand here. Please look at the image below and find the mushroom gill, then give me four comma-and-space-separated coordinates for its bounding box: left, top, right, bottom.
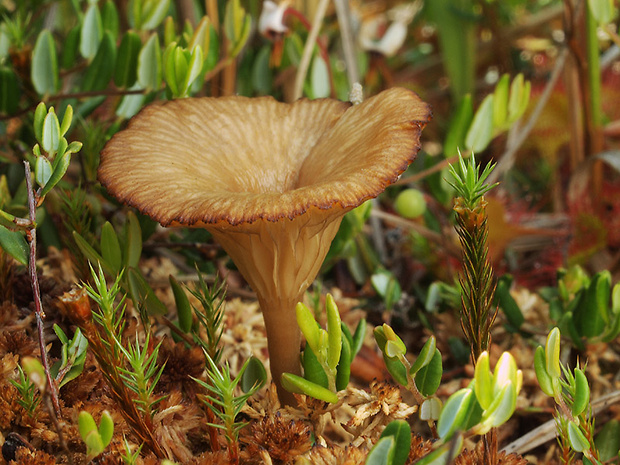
98, 87, 431, 404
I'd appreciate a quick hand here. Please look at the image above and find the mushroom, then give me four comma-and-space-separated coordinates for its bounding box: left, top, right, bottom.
98, 87, 431, 404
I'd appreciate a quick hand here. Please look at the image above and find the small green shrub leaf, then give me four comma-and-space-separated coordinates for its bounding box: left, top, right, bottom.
61, 25, 81, 70
302, 345, 329, 389
437, 388, 474, 440
311, 54, 330, 99
169, 275, 192, 333
568, 421, 590, 453
572, 368, 590, 417
138, 33, 162, 91
35, 156, 53, 188
80, 4, 103, 59
82, 32, 116, 92
32, 30, 59, 95
379, 420, 411, 465
335, 335, 351, 391
42, 109, 60, 153
0, 66, 19, 115
326, 294, 342, 371
545, 327, 562, 379
534, 346, 554, 397
474, 351, 493, 409
101, 222, 121, 274
241, 356, 267, 393
410, 336, 437, 375
415, 348, 442, 397
0, 225, 28, 265
115, 31, 142, 88
465, 94, 494, 152
40, 152, 72, 197
492, 73, 510, 129
365, 437, 395, 465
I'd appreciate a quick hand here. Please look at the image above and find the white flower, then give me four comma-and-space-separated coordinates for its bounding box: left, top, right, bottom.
259, 0, 290, 38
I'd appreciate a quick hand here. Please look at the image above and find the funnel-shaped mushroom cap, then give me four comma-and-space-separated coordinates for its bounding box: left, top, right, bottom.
99, 87, 431, 403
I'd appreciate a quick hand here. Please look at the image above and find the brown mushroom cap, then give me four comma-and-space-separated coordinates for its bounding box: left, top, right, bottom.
99, 87, 431, 228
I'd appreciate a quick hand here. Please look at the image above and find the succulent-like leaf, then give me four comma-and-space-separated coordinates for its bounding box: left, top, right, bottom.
326, 294, 342, 371
302, 344, 329, 389
572, 368, 590, 417
568, 421, 590, 453
415, 349, 442, 397
335, 335, 351, 391
492, 74, 510, 129
0, 225, 29, 266
169, 275, 192, 333
410, 336, 437, 376
42, 108, 60, 154
35, 156, 53, 188
437, 388, 474, 440
545, 327, 562, 379
281, 373, 338, 403
296, 302, 320, 354
98, 411, 114, 447
474, 351, 493, 410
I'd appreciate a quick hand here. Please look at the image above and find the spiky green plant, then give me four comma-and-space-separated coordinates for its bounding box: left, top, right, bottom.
447, 153, 499, 362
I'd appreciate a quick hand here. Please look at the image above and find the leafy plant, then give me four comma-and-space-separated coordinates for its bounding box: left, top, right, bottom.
535, 327, 603, 464
10, 364, 41, 417
282, 294, 365, 403
78, 410, 114, 462
194, 353, 265, 465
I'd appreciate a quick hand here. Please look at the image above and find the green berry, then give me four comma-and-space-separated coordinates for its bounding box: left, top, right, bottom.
395, 189, 426, 219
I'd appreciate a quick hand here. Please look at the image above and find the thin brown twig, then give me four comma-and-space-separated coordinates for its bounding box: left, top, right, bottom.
23, 161, 61, 418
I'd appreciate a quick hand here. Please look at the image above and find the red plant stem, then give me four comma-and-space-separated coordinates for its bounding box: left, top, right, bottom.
23, 161, 61, 418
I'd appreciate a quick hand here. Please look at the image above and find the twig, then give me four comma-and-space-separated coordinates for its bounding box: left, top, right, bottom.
293, 0, 331, 100
23, 161, 61, 418
333, 0, 359, 86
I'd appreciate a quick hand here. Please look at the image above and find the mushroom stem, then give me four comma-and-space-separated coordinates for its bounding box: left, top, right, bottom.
258, 295, 302, 405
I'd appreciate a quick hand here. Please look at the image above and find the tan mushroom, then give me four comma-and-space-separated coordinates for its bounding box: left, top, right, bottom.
98, 87, 431, 404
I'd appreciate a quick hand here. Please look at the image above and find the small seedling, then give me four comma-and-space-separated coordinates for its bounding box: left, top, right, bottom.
78, 410, 114, 462
10, 364, 41, 417
51, 325, 88, 388
535, 327, 602, 463
282, 294, 366, 403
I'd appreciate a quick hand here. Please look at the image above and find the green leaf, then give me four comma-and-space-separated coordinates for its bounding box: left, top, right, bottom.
588, 0, 615, 25
507, 74, 530, 124
78, 411, 99, 441
437, 388, 475, 440
101, 0, 119, 40
371, 270, 402, 312
224, 0, 250, 57
116, 84, 146, 119
40, 152, 72, 197
169, 275, 192, 332
124, 211, 142, 269
311, 54, 330, 98
281, 373, 339, 403
415, 349, 442, 397
465, 94, 494, 152
141, 0, 171, 31
80, 4, 103, 59
444, 94, 473, 157
0, 225, 29, 265
568, 421, 590, 453
302, 344, 329, 389
335, 335, 351, 391
296, 302, 320, 354
326, 294, 342, 371
420, 397, 442, 422
414, 439, 463, 465
474, 351, 493, 409
126, 266, 167, 315
35, 156, 53, 188
31, 30, 59, 95
0, 66, 19, 115
240, 356, 267, 393
137, 33, 162, 91
350, 319, 366, 358
61, 25, 81, 70
492, 74, 510, 129
380, 420, 411, 465
34, 102, 46, 143
572, 368, 590, 417
82, 31, 116, 92
98, 410, 114, 448
534, 346, 554, 397
101, 222, 122, 274
545, 327, 562, 379
594, 420, 620, 461
410, 336, 437, 376
251, 44, 273, 95
495, 275, 524, 329
59, 105, 73, 137
181, 46, 203, 96
115, 31, 142, 88
365, 437, 395, 465
477, 381, 516, 434
42, 109, 60, 153
73, 231, 110, 275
